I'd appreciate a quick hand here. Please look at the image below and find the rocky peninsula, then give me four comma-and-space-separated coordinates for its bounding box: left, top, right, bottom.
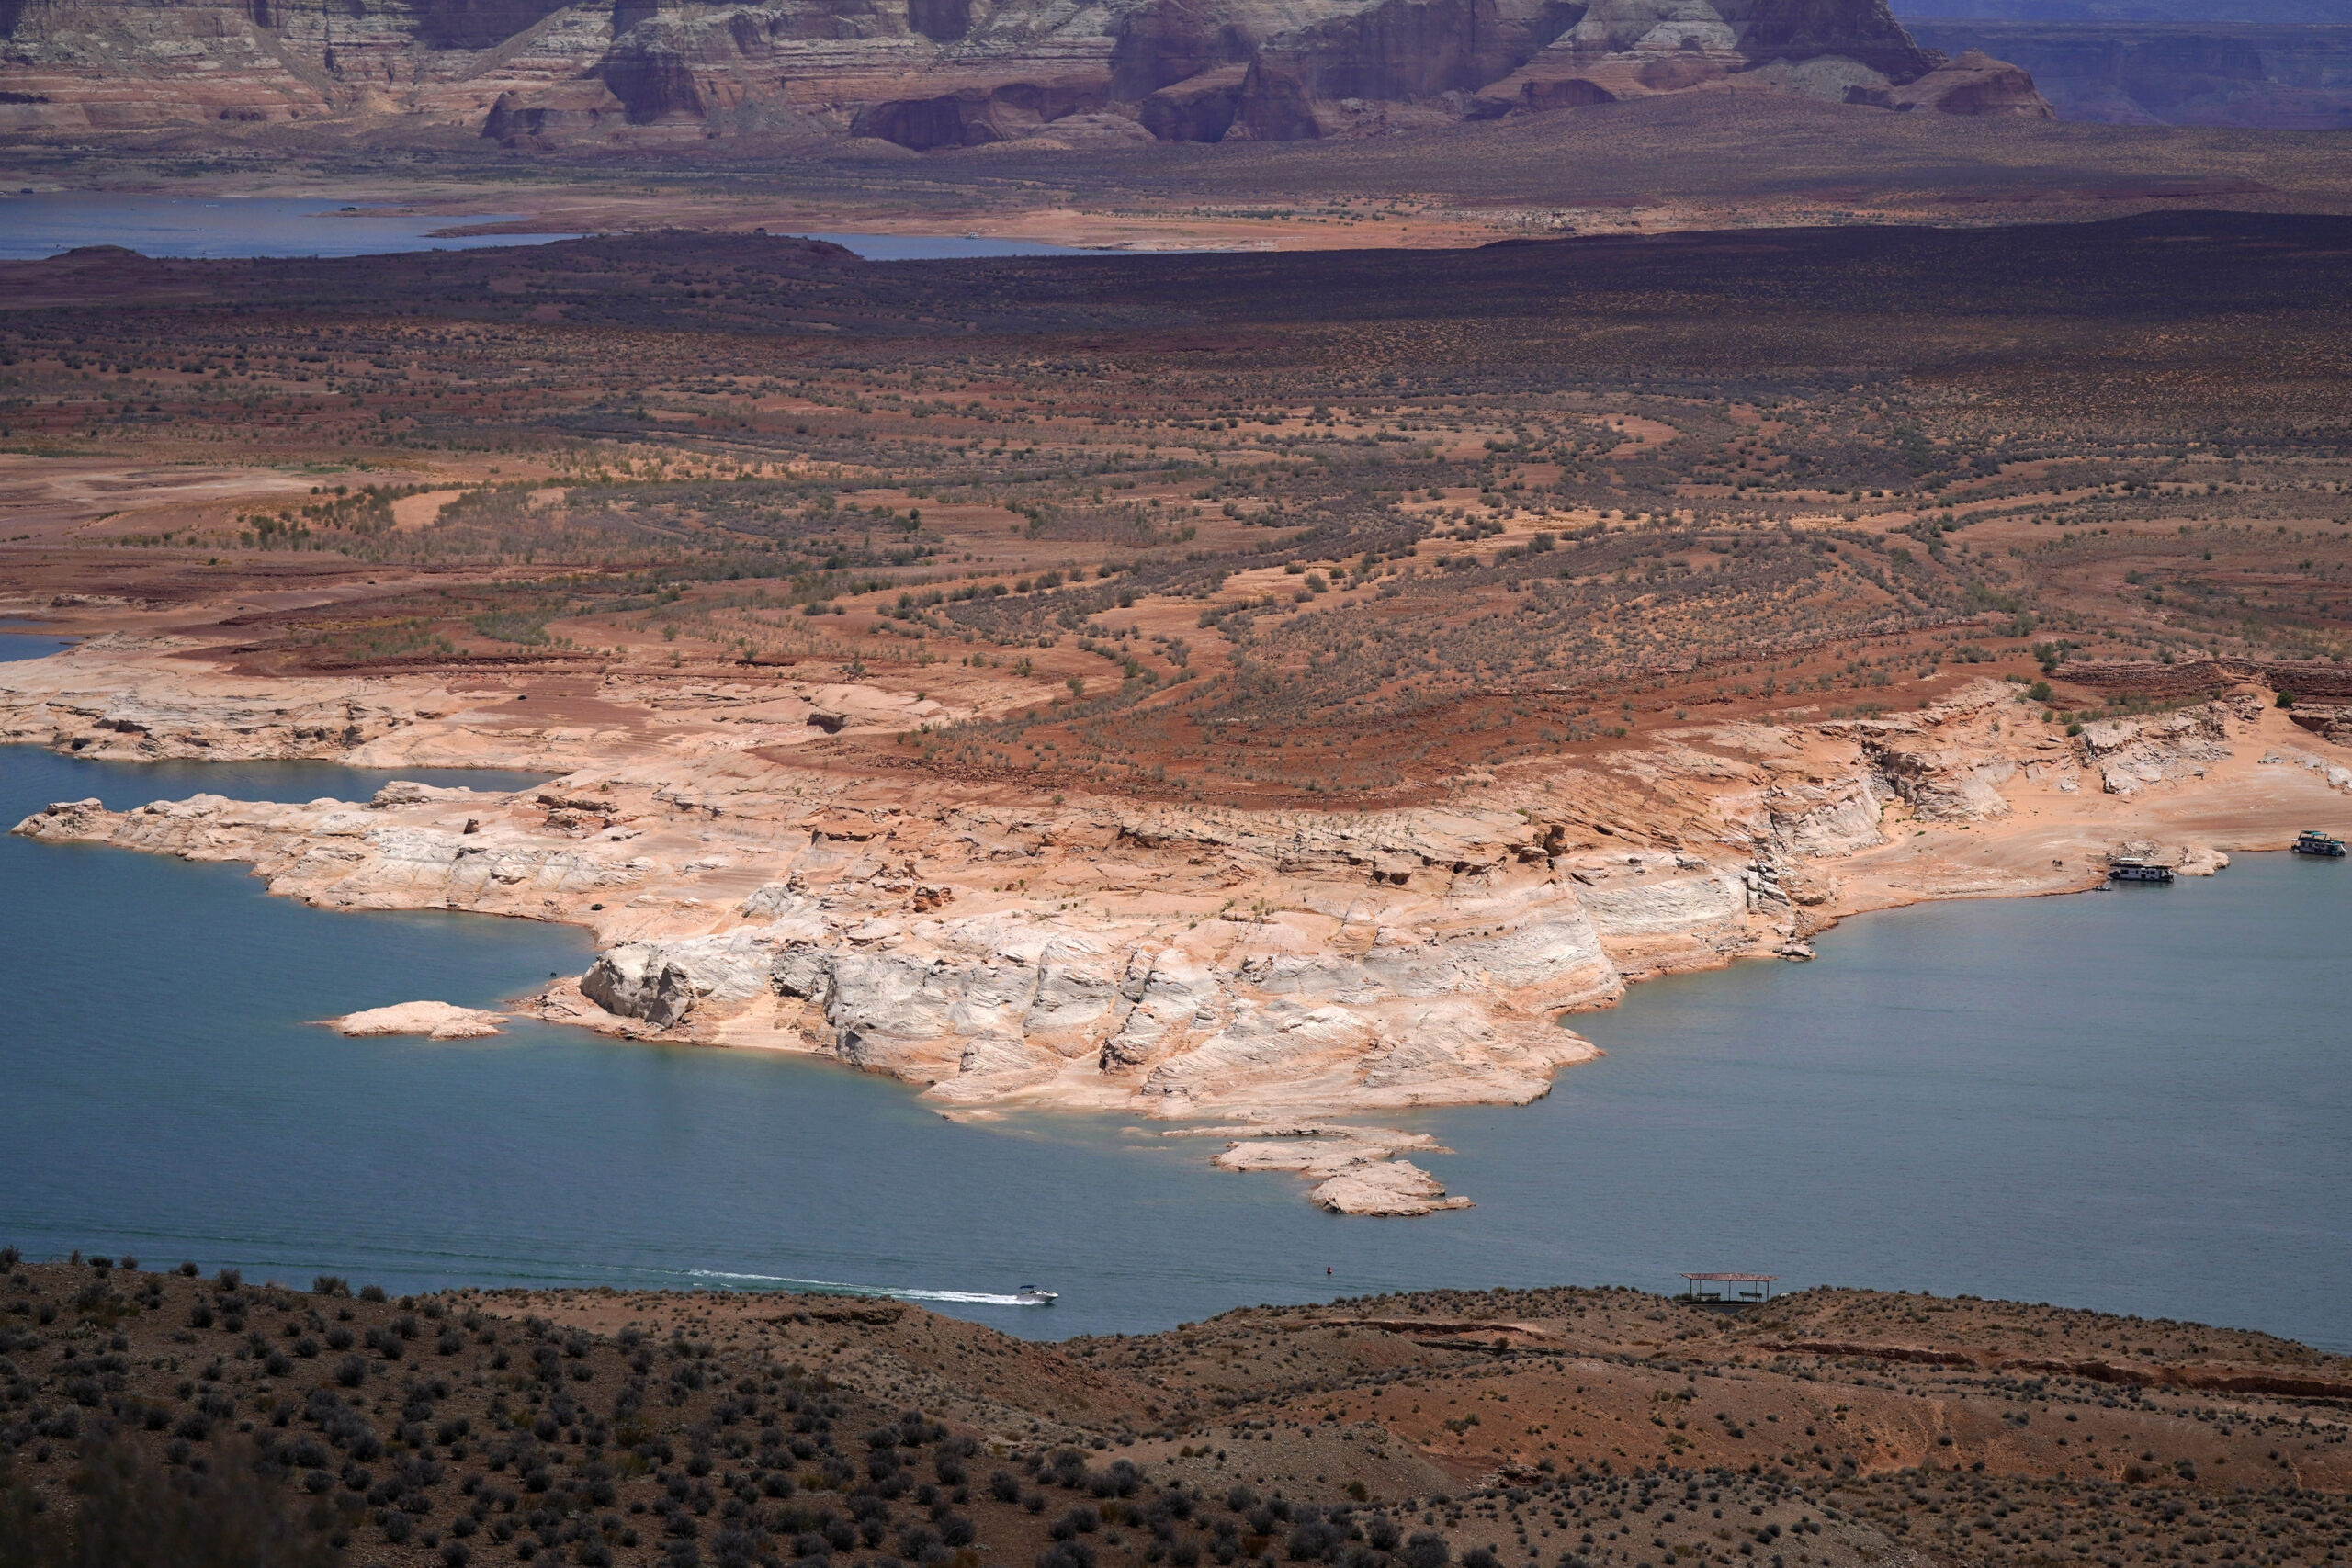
11, 633, 2345, 1212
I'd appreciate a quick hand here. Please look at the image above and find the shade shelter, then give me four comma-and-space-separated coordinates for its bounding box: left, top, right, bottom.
1680, 1272, 1778, 1303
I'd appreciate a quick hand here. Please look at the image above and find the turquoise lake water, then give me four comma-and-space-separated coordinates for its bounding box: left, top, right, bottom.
1, 740, 2346, 1345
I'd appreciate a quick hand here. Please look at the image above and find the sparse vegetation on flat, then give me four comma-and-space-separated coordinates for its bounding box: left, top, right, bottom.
4, 213, 2348, 803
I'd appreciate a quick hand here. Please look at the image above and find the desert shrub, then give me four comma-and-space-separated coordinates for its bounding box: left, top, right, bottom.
0, 1432, 340, 1566
1402, 1535, 1452, 1568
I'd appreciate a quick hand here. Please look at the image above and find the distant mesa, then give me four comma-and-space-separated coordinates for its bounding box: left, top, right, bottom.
0, 0, 2054, 153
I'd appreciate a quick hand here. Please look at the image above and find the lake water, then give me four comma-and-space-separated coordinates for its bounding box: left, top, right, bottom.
0, 194, 576, 260
2, 739, 2346, 1346
0, 622, 74, 660
0, 196, 1133, 262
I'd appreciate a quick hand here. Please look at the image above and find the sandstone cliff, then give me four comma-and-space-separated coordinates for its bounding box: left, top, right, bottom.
0, 0, 2049, 150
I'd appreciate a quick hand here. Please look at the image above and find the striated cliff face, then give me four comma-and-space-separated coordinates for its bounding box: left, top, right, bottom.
0, 0, 2047, 149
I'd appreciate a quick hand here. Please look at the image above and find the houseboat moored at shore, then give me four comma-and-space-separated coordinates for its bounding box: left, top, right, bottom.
2108, 859, 2175, 884
2292, 830, 2346, 858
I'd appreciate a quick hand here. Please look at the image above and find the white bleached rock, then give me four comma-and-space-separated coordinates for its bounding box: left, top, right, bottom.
333, 1000, 504, 1039
582, 933, 774, 1029
2082, 708, 2233, 796
1309, 1159, 1473, 1216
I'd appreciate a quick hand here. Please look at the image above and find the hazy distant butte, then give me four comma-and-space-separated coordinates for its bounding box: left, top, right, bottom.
0, 0, 2049, 152
9, 637, 2340, 1211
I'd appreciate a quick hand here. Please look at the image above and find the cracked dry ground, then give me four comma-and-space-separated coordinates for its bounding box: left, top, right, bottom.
6, 1262, 2352, 1568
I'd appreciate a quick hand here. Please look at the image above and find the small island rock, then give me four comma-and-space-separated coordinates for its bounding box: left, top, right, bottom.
333, 1001, 505, 1040
1308, 1159, 1474, 1216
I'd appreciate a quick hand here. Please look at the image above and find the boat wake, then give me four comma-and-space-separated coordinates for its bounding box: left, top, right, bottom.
681, 1269, 1049, 1306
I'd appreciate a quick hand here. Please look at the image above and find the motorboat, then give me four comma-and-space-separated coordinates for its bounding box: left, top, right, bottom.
1013, 1285, 1058, 1306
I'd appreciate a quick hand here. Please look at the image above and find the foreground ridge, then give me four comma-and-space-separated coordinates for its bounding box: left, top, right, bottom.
3, 1259, 2349, 1566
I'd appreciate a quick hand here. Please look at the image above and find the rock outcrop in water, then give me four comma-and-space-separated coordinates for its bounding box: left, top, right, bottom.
332, 999, 508, 1038
0, 0, 2048, 149
1306, 1157, 1472, 1214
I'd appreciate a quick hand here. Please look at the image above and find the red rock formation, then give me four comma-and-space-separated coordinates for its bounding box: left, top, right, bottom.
1846, 48, 2056, 115
1137, 62, 1250, 141
1466, 0, 2049, 123
483, 80, 628, 146
849, 73, 1113, 147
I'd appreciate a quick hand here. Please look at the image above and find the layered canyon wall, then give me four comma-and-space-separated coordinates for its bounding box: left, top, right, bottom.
0, 0, 2051, 150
